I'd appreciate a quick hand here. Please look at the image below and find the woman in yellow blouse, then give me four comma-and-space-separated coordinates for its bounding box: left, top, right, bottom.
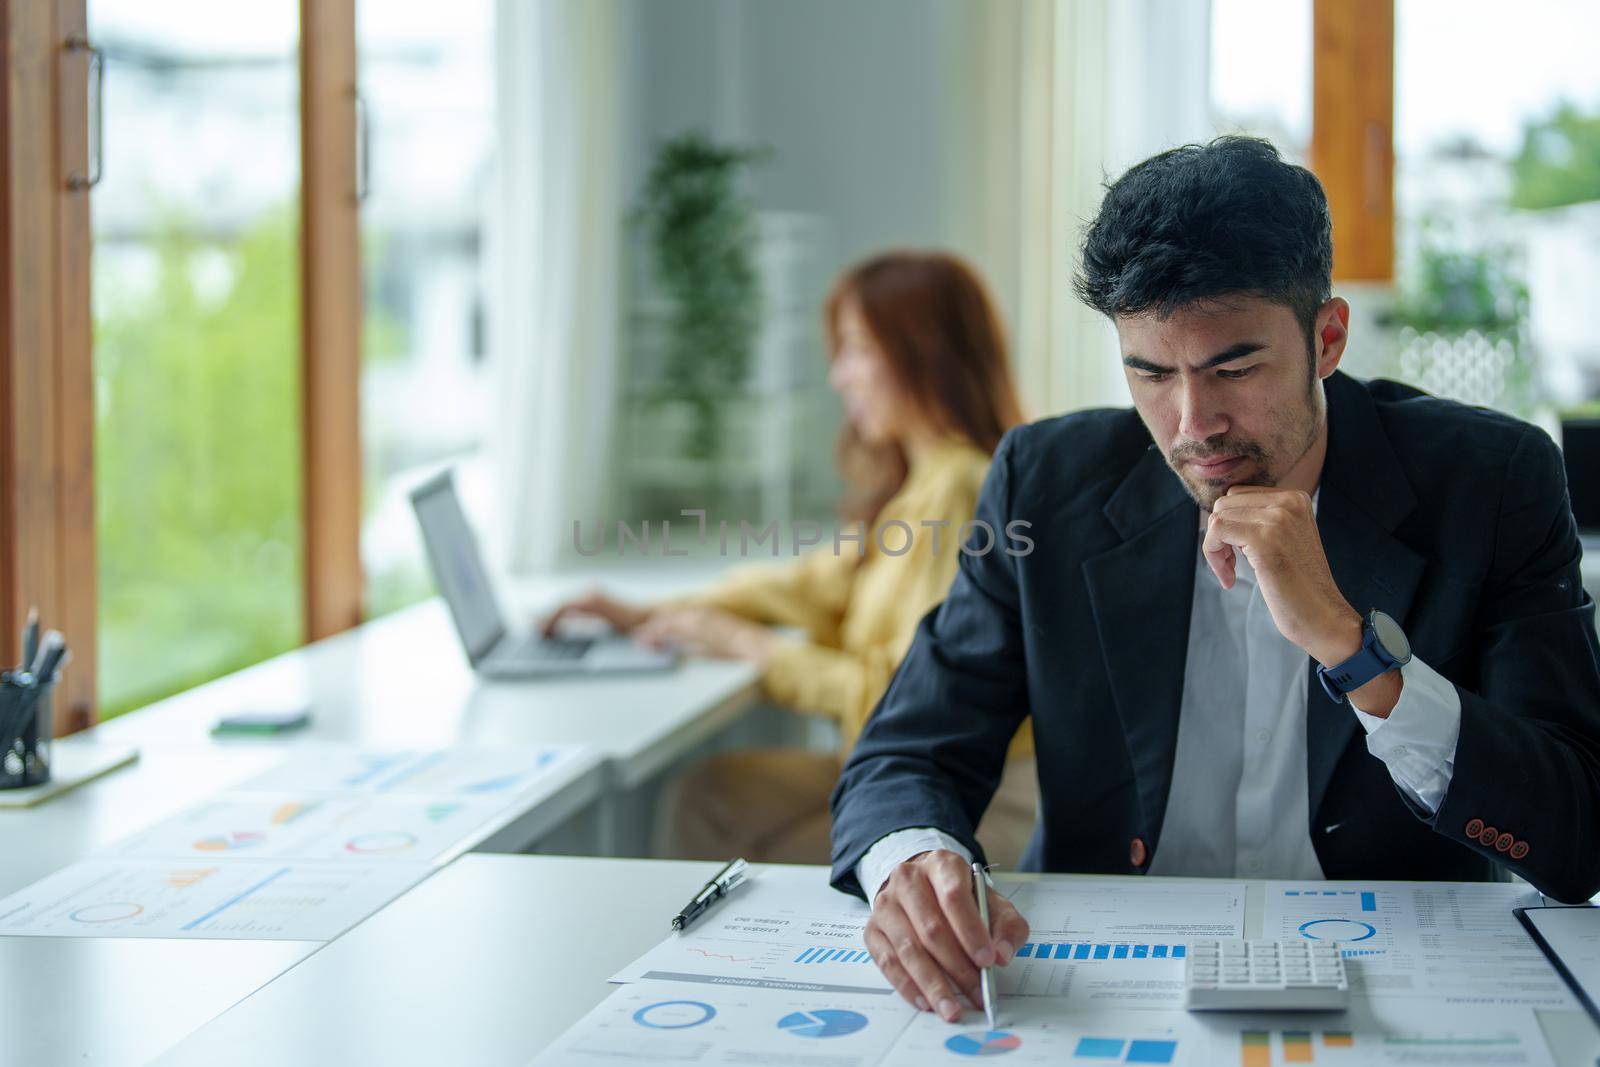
546, 251, 1035, 865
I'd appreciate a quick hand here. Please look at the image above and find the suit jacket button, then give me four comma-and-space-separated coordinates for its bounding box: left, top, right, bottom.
1494, 832, 1514, 852
1130, 837, 1147, 867
1465, 818, 1485, 838
1510, 840, 1530, 860
1478, 825, 1500, 846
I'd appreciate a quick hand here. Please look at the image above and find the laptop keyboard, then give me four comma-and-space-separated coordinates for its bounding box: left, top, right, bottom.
495, 634, 595, 663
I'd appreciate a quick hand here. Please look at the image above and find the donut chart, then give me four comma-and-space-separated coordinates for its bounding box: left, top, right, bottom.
70, 901, 145, 924
632, 1000, 717, 1030
1297, 918, 1376, 942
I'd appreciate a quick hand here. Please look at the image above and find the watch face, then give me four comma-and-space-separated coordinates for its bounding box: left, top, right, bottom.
1370, 610, 1412, 663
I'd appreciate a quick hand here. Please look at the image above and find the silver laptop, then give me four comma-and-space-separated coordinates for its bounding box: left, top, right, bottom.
410, 470, 679, 678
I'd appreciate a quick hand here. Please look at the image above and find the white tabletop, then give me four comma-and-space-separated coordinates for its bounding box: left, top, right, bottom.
0, 935, 318, 1067
0, 570, 764, 1067
152, 856, 722, 1067
93, 596, 761, 790
152, 855, 1600, 1067
0, 590, 759, 898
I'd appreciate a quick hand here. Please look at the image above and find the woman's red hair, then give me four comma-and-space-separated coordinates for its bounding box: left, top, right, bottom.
826, 251, 1023, 522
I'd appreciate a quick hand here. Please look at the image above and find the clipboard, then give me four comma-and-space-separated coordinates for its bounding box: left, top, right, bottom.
1515, 905, 1600, 1027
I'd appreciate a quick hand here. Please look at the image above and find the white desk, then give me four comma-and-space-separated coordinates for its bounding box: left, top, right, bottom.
0, 571, 764, 1066
0, 936, 318, 1067
152, 856, 728, 1067
94, 596, 762, 792
0, 597, 760, 896
153, 855, 1600, 1067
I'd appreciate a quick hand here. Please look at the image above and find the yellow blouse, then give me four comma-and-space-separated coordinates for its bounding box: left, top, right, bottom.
689, 438, 1033, 757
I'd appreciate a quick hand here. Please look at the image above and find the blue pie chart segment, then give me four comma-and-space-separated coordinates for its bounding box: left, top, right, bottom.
945, 1030, 1024, 1056
1298, 918, 1376, 942
778, 1009, 870, 1038
632, 1000, 717, 1029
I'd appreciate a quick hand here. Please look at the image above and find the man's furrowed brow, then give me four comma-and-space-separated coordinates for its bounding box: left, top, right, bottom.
1123, 342, 1268, 374
1122, 355, 1171, 373
1199, 341, 1267, 369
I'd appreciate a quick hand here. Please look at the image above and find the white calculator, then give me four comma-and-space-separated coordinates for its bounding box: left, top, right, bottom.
1184, 939, 1350, 1011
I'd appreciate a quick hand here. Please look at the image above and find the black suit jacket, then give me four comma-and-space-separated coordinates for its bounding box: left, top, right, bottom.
829, 372, 1600, 903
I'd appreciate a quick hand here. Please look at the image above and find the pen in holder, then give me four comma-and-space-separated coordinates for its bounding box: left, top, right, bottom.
0, 673, 54, 789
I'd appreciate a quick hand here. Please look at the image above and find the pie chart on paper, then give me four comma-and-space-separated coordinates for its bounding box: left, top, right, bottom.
192, 831, 266, 852
945, 1030, 1023, 1056
777, 1009, 869, 1038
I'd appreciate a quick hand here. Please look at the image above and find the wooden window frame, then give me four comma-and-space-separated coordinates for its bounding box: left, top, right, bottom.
299, 0, 364, 641
1311, 0, 1396, 283
0, 0, 95, 735
1, 0, 364, 731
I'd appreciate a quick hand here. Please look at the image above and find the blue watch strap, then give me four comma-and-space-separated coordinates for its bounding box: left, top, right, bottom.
1317, 643, 1392, 704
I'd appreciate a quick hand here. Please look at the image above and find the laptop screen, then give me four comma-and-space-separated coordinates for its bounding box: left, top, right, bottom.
410, 472, 507, 663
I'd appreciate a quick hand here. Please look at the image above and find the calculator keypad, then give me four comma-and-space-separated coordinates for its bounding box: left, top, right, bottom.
1184, 939, 1350, 1011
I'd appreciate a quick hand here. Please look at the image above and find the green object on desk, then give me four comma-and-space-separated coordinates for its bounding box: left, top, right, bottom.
211, 707, 311, 735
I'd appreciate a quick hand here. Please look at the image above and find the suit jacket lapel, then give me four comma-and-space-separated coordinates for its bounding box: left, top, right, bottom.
1084, 446, 1198, 841
1305, 373, 1425, 823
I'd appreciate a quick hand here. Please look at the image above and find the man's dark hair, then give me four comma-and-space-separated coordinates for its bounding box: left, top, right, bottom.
1073, 136, 1333, 350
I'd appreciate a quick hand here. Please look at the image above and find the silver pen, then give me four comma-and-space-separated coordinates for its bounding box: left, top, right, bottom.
972, 861, 997, 1029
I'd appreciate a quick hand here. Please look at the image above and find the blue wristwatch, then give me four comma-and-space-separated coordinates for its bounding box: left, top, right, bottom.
1317, 610, 1412, 704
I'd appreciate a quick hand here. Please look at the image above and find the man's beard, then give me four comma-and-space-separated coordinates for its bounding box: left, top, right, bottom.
1169, 436, 1274, 510
1165, 392, 1320, 511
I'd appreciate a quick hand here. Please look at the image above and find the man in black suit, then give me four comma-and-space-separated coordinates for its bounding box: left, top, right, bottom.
829, 137, 1600, 1023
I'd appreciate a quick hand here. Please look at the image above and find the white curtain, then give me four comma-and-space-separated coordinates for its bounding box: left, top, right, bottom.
968, 0, 1214, 419
489, 0, 622, 575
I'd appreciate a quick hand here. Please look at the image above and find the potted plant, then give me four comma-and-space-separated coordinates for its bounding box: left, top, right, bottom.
631, 132, 768, 465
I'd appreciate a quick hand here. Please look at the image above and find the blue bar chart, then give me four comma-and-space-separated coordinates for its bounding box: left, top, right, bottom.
793, 947, 873, 964
1014, 941, 1187, 961
1283, 889, 1377, 912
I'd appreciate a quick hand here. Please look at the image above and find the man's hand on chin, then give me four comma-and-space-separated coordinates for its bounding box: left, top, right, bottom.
1202, 485, 1402, 717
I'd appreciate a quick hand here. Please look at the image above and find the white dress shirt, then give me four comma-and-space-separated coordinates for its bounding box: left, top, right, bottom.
856, 520, 1464, 900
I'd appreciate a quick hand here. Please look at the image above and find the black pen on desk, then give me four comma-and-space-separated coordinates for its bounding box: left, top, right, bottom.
671, 858, 749, 931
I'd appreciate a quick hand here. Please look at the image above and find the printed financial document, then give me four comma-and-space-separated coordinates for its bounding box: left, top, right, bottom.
539, 978, 1556, 1066
0, 858, 428, 940
99, 792, 510, 865
1261, 880, 1569, 1008
236, 744, 593, 798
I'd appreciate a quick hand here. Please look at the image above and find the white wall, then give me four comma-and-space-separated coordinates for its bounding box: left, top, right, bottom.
618, 0, 985, 309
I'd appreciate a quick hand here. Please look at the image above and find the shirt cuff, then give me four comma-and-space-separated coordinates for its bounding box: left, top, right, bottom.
856, 828, 973, 903
1352, 656, 1462, 813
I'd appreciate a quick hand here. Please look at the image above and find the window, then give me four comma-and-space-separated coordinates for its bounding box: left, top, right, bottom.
90, 2, 304, 716
1393, 0, 1600, 415
1208, 0, 1313, 162
356, 1, 497, 617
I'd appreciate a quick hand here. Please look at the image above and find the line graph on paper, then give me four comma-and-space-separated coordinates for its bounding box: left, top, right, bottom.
687, 948, 755, 963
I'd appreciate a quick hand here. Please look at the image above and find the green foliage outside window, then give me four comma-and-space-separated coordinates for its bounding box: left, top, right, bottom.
1510, 102, 1600, 211
1386, 236, 1530, 338
95, 205, 303, 717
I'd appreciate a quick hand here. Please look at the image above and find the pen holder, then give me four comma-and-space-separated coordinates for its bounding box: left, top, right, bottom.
0, 679, 52, 789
